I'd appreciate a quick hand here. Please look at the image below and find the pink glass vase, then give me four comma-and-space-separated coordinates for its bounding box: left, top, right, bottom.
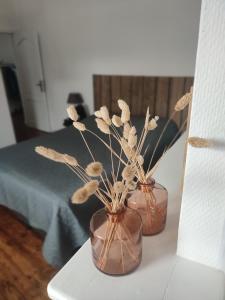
127, 178, 168, 235
90, 207, 142, 275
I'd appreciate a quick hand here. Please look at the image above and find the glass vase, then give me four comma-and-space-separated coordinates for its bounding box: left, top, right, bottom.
90, 207, 142, 275
127, 178, 168, 235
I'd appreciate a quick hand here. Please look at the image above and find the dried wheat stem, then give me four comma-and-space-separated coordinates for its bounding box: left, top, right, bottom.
147, 111, 175, 174
86, 129, 127, 165
79, 131, 95, 161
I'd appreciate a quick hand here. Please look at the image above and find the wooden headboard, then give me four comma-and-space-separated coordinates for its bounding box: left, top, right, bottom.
93, 75, 193, 128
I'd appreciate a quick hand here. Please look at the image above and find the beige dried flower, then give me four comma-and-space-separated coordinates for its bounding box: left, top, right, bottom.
188, 137, 211, 148
113, 181, 125, 194
129, 126, 136, 135
118, 99, 130, 123
67, 105, 79, 121
122, 165, 136, 182
95, 118, 110, 134
148, 117, 158, 131
128, 134, 137, 149
86, 162, 103, 177
85, 180, 99, 195
112, 115, 123, 127
63, 154, 78, 166
174, 92, 192, 111
123, 122, 131, 139
35, 146, 65, 163
71, 187, 89, 204
144, 107, 150, 130
121, 138, 135, 159
137, 155, 144, 166
100, 106, 111, 125
127, 181, 137, 191
73, 121, 86, 131
94, 110, 102, 118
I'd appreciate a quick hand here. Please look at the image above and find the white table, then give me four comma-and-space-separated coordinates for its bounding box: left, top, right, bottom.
48, 134, 225, 300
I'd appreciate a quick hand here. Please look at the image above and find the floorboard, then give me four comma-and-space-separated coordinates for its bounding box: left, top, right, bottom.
0, 206, 57, 300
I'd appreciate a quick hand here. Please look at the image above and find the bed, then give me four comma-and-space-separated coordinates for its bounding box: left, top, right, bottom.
0, 114, 178, 267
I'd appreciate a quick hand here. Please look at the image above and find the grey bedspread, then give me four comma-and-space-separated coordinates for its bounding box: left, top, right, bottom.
0, 115, 178, 267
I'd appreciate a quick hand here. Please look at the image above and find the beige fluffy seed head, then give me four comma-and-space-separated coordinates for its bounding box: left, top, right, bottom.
35, 146, 65, 163
73, 121, 86, 131
174, 92, 192, 111
121, 138, 135, 159
123, 122, 131, 139
128, 134, 137, 149
94, 110, 102, 118
137, 155, 144, 166
63, 154, 78, 166
148, 118, 158, 130
100, 106, 111, 125
113, 181, 125, 194
118, 99, 130, 123
112, 115, 123, 127
122, 165, 135, 182
144, 107, 150, 130
188, 137, 211, 148
95, 118, 110, 134
85, 180, 99, 195
67, 105, 79, 122
86, 162, 103, 177
71, 187, 89, 204
127, 181, 137, 191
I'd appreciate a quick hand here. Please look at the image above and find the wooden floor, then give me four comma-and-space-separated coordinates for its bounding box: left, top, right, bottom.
0, 206, 57, 300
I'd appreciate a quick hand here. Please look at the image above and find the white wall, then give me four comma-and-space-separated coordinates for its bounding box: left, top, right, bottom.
0, 33, 15, 64
177, 0, 225, 273
9, 0, 201, 130
0, 70, 16, 148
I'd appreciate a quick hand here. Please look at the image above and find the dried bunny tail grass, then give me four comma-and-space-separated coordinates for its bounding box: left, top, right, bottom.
100, 106, 111, 125
188, 137, 211, 148
112, 115, 123, 127
148, 116, 158, 131
121, 138, 135, 159
63, 154, 78, 166
86, 161, 103, 177
113, 181, 125, 194
95, 118, 110, 134
127, 181, 137, 191
71, 187, 89, 204
73, 121, 86, 131
94, 110, 102, 118
137, 155, 144, 166
144, 107, 150, 130
128, 134, 137, 149
129, 126, 136, 135
122, 165, 136, 182
85, 180, 99, 195
35, 146, 65, 163
174, 91, 192, 111
123, 122, 131, 139
67, 105, 79, 121
118, 99, 130, 123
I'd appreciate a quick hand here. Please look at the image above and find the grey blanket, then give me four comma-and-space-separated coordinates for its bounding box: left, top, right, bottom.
0, 116, 178, 267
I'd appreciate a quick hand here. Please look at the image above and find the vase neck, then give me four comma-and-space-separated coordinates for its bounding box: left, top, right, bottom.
138, 178, 155, 193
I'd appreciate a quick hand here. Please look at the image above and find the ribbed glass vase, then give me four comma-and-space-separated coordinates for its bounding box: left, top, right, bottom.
127, 178, 168, 235
90, 207, 142, 275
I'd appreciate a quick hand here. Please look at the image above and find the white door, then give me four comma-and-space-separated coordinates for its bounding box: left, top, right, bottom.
13, 31, 51, 131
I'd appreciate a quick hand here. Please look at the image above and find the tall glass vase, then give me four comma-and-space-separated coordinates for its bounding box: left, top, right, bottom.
90, 207, 142, 275
127, 178, 168, 235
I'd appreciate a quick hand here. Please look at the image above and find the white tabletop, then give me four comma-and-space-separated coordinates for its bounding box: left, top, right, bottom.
48, 134, 225, 300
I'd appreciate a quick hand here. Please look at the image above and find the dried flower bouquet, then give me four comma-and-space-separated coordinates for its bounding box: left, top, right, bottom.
35, 87, 192, 273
